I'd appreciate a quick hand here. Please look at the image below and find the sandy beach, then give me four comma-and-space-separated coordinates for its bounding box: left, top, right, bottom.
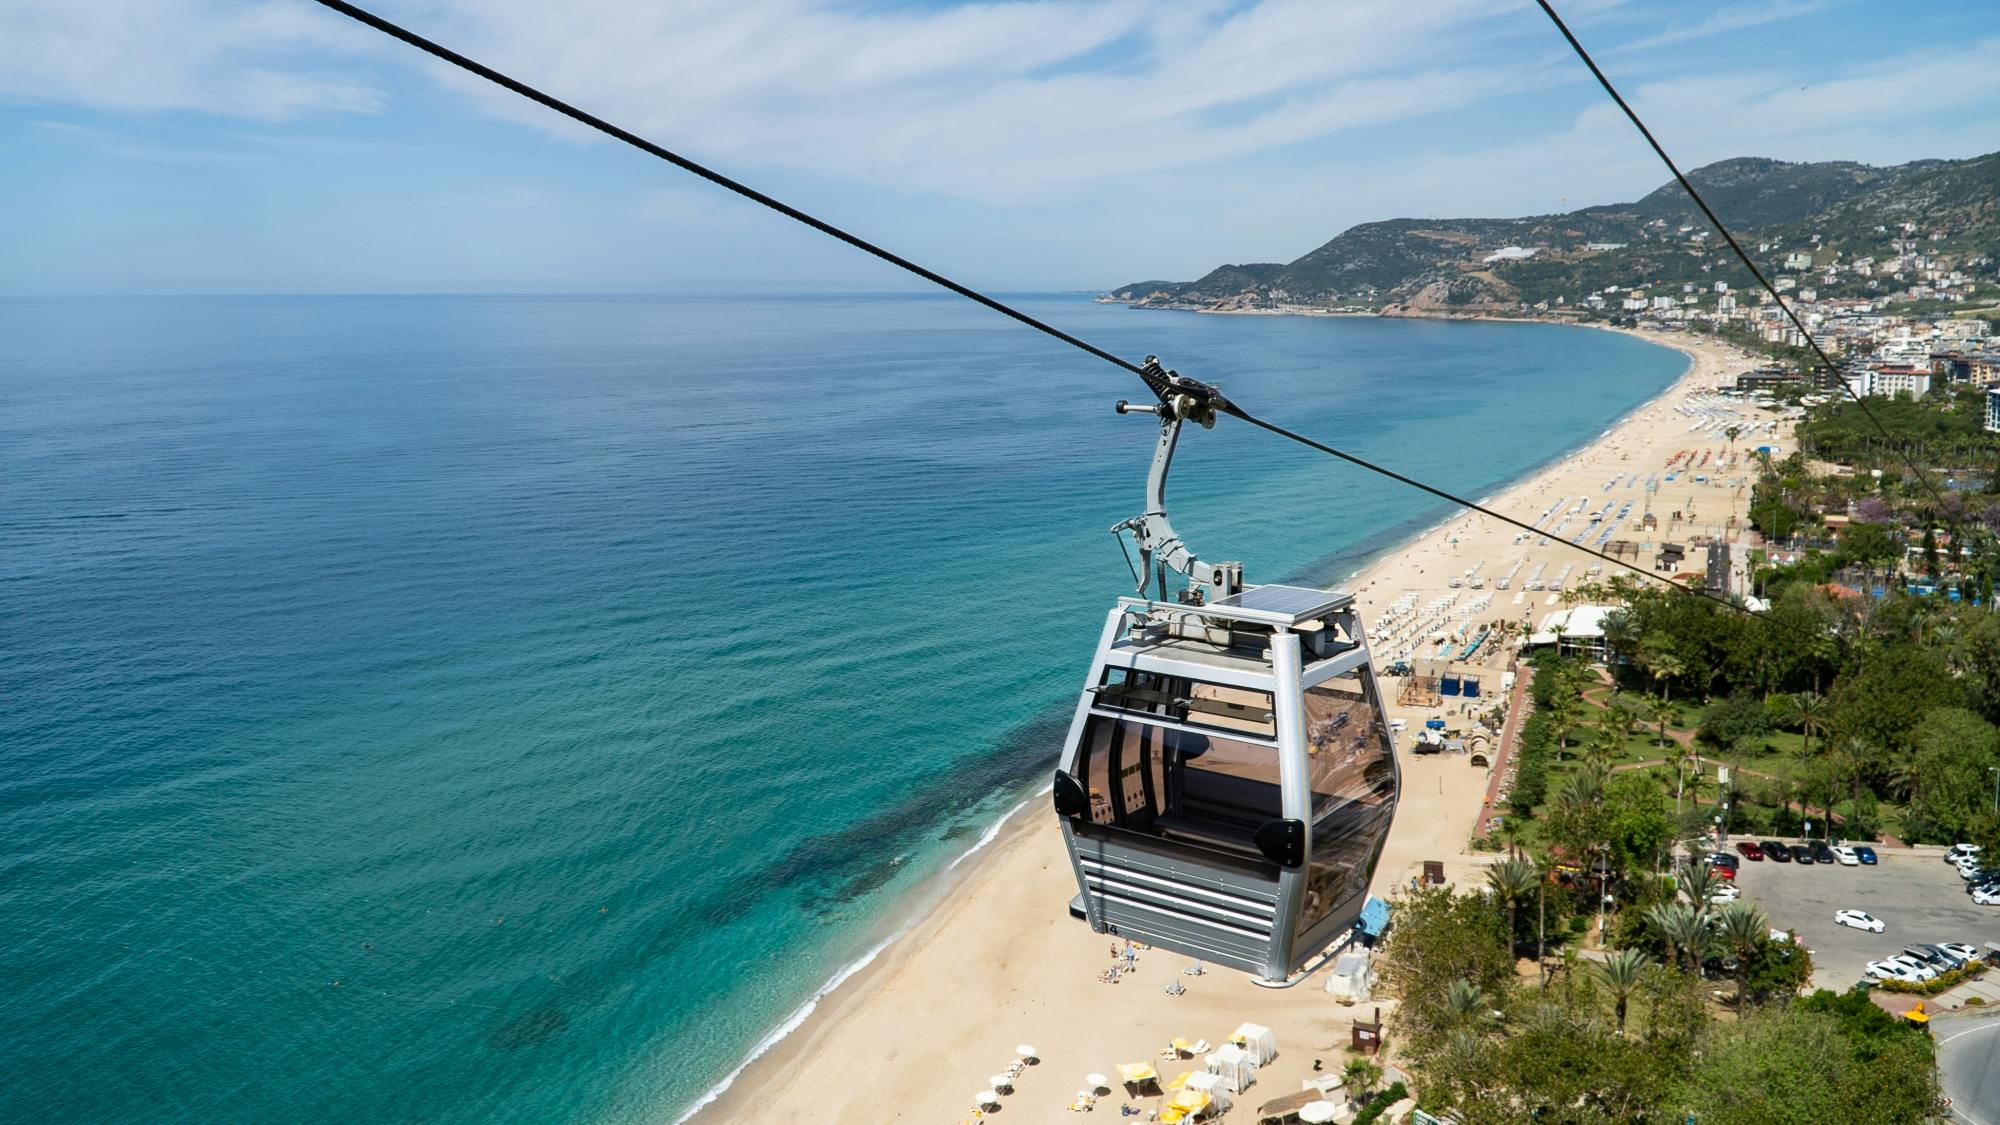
693, 325, 1776, 1124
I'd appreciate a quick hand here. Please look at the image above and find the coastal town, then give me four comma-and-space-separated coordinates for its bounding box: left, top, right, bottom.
704, 162, 2000, 1122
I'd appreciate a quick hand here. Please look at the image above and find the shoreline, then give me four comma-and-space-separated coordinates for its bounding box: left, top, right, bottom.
684, 320, 1765, 1124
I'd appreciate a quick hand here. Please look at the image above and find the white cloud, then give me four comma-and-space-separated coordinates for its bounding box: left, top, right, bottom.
1607, 0, 1833, 54
0, 0, 386, 120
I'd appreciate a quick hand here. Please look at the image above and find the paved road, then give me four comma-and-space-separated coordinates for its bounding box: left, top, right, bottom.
1939, 1014, 2000, 1125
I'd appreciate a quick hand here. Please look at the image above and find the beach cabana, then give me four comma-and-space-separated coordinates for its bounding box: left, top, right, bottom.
1322, 950, 1377, 1003
1204, 1044, 1257, 1093
1186, 1071, 1232, 1114
1230, 1022, 1278, 1065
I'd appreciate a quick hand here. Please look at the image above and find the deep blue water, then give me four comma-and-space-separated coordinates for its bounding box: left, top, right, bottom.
0, 294, 1683, 1123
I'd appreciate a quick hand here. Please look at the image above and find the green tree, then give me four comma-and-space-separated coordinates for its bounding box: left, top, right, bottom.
1903, 707, 2000, 842
1381, 886, 1515, 1058
1636, 634, 1687, 709
1674, 993, 1936, 1125
1646, 901, 1708, 974
1342, 1057, 1383, 1099
1594, 948, 1650, 1034
1714, 902, 1770, 1010
1486, 856, 1538, 953
1783, 690, 1829, 760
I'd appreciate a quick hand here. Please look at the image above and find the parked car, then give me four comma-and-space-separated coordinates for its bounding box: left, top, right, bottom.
1854, 846, 1878, 865
1708, 852, 1739, 870
1885, 955, 1939, 981
1974, 886, 2000, 906
1948, 843, 1983, 864
1762, 840, 1793, 863
1831, 845, 1861, 866
1834, 909, 1885, 933
1907, 943, 1965, 970
1792, 846, 1815, 866
1810, 842, 1837, 864
1710, 886, 1742, 904
1866, 959, 1926, 984
1938, 942, 1982, 966
1736, 841, 1766, 861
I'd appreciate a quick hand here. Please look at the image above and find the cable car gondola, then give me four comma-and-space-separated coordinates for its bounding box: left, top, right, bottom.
1051, 359, 1399, 982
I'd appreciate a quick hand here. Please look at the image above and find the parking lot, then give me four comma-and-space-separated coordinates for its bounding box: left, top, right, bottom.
1730, 845, 2000, 988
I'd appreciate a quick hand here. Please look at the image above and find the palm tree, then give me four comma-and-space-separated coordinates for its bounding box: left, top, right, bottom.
1342, 1057, 1384, 1100
1681, 863, 1723, 911
1487, 857, 1538, 957
1644, 695, 1673, 750
1443, 979, 1487, 1026
1637, 636, 1687, 710
1545, 688, 1583, 761
1647, 902, 1708, 974
1669, 741, 1699, 815
1784, 691, 1828, 761
1714, 902, 1770, 1008
1594, 948, 1651, 1034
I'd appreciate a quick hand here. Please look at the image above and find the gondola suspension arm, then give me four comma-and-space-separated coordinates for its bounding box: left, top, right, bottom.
1110, 358, 1243, 604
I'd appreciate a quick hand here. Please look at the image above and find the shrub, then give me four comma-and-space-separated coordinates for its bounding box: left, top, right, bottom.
1350, 1081, 1409, 1125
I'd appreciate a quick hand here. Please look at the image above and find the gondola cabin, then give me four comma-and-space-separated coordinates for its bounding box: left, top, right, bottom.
1052, 584, 1399, 981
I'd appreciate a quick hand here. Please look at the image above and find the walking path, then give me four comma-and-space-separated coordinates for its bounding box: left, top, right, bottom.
1476, 665, 1531, 837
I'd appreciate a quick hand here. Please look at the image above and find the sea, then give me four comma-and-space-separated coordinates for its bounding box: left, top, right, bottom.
0, 293, 1685, 1123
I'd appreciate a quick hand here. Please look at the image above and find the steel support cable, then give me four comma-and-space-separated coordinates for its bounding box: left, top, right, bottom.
1533, 0, 1957, 524
306, 0, 1145, 381
311, 0, 1776, 619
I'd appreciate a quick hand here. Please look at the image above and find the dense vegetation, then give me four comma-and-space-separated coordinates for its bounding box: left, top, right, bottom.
1384, 880, 1937, 1124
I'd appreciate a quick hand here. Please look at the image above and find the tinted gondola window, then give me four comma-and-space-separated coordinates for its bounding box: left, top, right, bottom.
1094, 668, 1276, 738
1069, 713, 1283, 858
1294, 672, 1396, 939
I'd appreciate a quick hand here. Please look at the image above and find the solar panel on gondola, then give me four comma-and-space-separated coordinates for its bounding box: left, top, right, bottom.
1050, 359, 1399, 982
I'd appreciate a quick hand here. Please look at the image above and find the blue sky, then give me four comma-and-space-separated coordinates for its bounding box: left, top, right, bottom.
3, 0, 1998, 294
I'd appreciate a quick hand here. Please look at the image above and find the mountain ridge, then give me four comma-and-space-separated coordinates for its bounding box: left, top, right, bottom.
1113, 151, 2000, 315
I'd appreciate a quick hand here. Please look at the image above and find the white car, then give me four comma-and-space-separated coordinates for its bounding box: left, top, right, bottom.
1974, 887, 2000, 906
1833, 909, 1884, 933
1885, 955, 1939, 981
1831, 846, 1860, 866
1866, 959, 1925, 984
1940, 942, 1983, 965
1709, 886, 1742, 904
1949, 844, 1983, 864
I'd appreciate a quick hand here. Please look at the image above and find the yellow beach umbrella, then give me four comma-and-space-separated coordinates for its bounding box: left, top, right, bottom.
1117, 1062, 1158, 1085
1170, 1036, 1192, 1053
1165, 1070, 1197, 1091
1171, 1089, 1212, 1114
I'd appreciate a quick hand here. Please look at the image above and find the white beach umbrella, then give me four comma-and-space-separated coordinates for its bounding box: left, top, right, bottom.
1086, 1073, 1108, 1091
1016, 1044, 1038, 1060
1299, 1101, 1341, 1124
975, 1090, 1000, 1108
989, 1075, 1011, 1091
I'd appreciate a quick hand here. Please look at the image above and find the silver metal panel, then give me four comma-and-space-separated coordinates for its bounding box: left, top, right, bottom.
1071, 834, 1280, 976
1100, 646, 1276, 692
1267, 630, 1309, 976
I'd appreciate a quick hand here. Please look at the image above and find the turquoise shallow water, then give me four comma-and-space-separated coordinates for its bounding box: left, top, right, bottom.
0, 294, 1683, 1123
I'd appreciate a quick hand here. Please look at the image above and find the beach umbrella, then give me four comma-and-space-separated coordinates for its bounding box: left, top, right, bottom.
1298, 1101, 1341, 1124
989, 1075, 1011, 1092
975, 1090, 1000, 1108
1086, 1073, 1108, 1091
1016, 1043, 1038, 1060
